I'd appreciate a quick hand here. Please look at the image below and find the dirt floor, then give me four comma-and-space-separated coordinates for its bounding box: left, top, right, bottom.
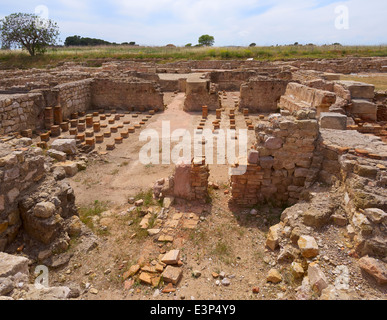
40, 92, 386, 300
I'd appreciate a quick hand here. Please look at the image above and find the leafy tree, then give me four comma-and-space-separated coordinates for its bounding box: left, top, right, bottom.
65, 35, 111, 46
0, 13, 59, 56
249, 43, 256, 47
198, 35, 215, 47
185, 43, 192, 47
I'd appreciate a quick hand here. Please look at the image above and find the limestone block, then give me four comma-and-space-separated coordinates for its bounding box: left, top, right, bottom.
298, 235, 319, 258
308, 262, 328, 295
47, 149, 67, 162
336, 81, 375, 99
319, 113, 347, 130
0, 252, 29, 277
349, 100, 377, 121
33, 202, 56, 218
51, 139, 77, 155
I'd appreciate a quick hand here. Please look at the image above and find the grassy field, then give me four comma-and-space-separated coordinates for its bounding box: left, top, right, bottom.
0, 45, 387, 69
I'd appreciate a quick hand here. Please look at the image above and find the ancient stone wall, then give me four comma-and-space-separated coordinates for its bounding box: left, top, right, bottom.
279, 82, 337, 115
91, 77, 164, 112
292, 57, 387, 74
230, 111, 321, 206
316, 130, 387, 258
209, 71, 257, 91
239, 76, 289, 113
154, 158, 209, 203
56, 79, 93, 119
184, 77, 219, 112
0, 92, 45, 135
0, 140, 78, 252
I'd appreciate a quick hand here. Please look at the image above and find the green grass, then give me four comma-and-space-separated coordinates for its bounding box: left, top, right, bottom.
79, 200, 109, 230
1, 44, 387, 69
133, 189, 162, 207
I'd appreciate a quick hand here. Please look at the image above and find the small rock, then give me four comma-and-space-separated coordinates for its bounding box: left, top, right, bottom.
221, 278, 231, 286
298, 235, 319, 258
135, 199, 144, 207
358, 256, 387, 285
192, 270, 202, 278
162, 283, 176, 293
89, 288, 99, 295
252, 287, 260, 294
308, 262, 328, 295
0, 277, 14, 296
161, 250, 180, 265
291, 262, 305, 279
266, 223, 283, 251
267, 269, 282, 284
162, 266, 183, 285
153, 289, 160, 298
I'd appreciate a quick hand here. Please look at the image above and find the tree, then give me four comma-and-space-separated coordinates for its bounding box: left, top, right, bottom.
0, 13, 59, 56
185, 43, 192, 47
249, 43, 256, 47
198, 35, 215, 47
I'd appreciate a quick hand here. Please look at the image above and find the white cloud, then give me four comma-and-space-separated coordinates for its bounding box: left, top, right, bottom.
1, 0, 385, 45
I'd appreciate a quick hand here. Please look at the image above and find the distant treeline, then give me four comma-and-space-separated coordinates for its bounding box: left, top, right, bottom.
64, 35, 136, 47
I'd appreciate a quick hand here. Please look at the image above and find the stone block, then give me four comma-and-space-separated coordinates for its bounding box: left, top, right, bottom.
319, 112, 347, 130
0, 252, 29, 277
51, 139, 77, 155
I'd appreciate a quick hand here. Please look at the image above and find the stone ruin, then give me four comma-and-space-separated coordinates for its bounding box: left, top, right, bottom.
0, 56, 387, 299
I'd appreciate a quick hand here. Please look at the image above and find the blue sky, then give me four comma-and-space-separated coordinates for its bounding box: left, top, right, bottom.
0, 0, 386, 46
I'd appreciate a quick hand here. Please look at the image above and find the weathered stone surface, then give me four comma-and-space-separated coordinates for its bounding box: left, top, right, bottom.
54, 161, 78, 177
264, 136, 283, 150
0, 277, 14, 296
47, 149, 67, 162
358, 256, 387, 285
139, 272, 153, 285
265, 223, 283, 251
67, 215, 83, 237
267, 269, 282, 283
291, 262, 305, 278
33, 202, 56, 219
51, 139, 77, 155
363, 208, 387, 225
161, 250, 180, 265
308, 262, 329, 295
162, 266, 182, 285
298, 235, 319, 258
335, 81, 375, 99
247, 150, 259, 164
0, 252, 29, 277
123, 264, 140, 280
319, 113, 347, 130
23, 285, 71, 300
350, 99, 377, 121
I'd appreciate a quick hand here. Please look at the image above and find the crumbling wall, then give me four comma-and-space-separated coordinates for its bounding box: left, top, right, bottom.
210, 71, 257, 91
0, 140, 78, 252
292, 57, 387, 74
279, 82, 337, 115
239, 76, 289, 113
91, 77, 164, 112
153, 158, 209, 203
316, 130, 387, 258
230, 111, 321, 206
184, 77, 219, 112
0, 93, 46, 135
